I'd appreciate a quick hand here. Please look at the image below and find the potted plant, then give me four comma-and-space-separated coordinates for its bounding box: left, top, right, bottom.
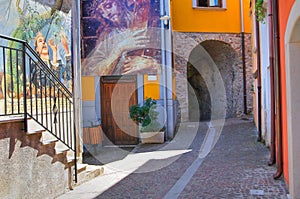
129, 98, 165, 144
255, 0, 267, 23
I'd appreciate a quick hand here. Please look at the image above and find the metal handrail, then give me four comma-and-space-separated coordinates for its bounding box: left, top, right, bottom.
0, 34, 72, 96
0, 34, 77, 181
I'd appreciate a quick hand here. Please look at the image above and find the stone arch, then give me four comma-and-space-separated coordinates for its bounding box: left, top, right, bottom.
173, 32, 252, 121
187, 40, 239, 121
187, 62, 211, 121
285, 0, 300, 197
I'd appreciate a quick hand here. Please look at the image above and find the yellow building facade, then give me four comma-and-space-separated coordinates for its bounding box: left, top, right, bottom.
171, 0, 251, 33
170, 0, 253, 121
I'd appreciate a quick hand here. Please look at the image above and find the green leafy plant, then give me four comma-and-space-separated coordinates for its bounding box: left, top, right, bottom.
255, 0, 266, 23
129, 98, 165, 132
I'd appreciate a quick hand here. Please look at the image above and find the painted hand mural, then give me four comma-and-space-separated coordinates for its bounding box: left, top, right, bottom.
81, 0, 161, 76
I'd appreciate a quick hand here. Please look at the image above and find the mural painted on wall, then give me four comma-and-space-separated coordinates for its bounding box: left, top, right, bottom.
81, 0, 161, 76
0, 0, 72, 91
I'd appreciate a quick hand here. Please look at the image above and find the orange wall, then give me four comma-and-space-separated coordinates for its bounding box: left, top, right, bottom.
143, 74, 177, 100
144, 75, 160, 100
170, 0, 251, 33
278, 0, 295, 185
173, 73, 176, 99
82, 76, 95, 101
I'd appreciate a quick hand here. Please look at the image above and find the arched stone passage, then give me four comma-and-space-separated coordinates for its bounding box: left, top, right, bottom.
285, 1, 300, 197
187, 40, 238, 121
173, 32, 252, 122
188, 62, 211, 121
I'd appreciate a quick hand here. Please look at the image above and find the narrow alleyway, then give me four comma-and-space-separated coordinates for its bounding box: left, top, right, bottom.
58, 118, 288, 199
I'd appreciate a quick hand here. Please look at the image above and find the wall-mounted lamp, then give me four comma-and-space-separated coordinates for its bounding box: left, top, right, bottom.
160, 15, 171, 28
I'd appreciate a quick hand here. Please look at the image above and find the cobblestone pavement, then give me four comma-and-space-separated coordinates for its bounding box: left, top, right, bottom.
58, 118, 289, 199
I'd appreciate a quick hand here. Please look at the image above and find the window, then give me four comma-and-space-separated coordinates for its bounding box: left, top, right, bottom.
193, 0, 225, 8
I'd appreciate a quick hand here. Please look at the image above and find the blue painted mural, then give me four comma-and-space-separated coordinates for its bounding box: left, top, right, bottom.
0, 0, 72, 90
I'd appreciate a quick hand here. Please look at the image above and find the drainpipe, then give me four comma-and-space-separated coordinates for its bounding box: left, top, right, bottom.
164, 0, 174, 140
71, 0, 82, 182
272, 0, 283, 180
255, 0, 262, 142
160, 0, 174, 140
240, 0, 248, 115
160, 0, 167, 140
268, 0, 276, 166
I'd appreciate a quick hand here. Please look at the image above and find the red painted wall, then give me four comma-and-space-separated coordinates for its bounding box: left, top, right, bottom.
278, 0, 295, 185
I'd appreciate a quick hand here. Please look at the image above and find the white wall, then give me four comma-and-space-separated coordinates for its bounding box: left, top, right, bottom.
259, 21, 271, 146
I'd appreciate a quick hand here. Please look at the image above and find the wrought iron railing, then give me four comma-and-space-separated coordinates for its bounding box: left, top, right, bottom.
0, 34, 77, 181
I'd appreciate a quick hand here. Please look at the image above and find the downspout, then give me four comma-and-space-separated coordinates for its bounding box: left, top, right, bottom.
71, 0, 82, 182
160, 0, 174, 140
268, 0, 276, 166
272, 0, 283, 179
255, 0, 262, 142
240, 0, 248, 115
165, 0, 174, 140
160, 0, 167, 140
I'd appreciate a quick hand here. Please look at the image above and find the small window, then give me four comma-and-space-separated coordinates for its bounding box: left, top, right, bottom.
193, 0, 225, 8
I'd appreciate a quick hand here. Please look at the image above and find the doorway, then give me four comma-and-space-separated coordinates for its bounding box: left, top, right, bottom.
187, 40, 237, 121
100, 76, 138, 145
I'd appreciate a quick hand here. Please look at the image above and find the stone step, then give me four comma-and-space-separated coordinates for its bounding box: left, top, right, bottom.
42, 138, 58, 145
55, 147, 69, 154
72, 165, 104, 188
77, 163, 88, 173
27, 118, 104, 187
1, 116, 104, 191
26, 129, 45, 135
27, 120, 72, 151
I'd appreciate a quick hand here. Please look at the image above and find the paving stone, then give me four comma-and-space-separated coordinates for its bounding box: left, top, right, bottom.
58, 118, 288, 199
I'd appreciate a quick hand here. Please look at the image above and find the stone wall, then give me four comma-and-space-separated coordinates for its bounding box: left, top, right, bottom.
0, 120, 69, 198
173, 32, 253, 121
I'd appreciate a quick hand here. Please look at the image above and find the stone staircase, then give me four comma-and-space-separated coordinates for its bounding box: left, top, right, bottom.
26, 118, 105, 188
0, 116, 104, 198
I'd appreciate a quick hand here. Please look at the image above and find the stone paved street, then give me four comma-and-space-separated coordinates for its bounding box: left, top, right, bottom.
58, 118, 289, 199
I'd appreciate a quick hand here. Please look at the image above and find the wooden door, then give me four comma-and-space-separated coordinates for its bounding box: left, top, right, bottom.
101, 76, 138, 145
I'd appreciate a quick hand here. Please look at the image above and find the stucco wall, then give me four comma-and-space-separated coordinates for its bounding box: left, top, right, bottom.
283, 0, 299, 194
279, 0, 296, 188
0, 120, 69, 198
